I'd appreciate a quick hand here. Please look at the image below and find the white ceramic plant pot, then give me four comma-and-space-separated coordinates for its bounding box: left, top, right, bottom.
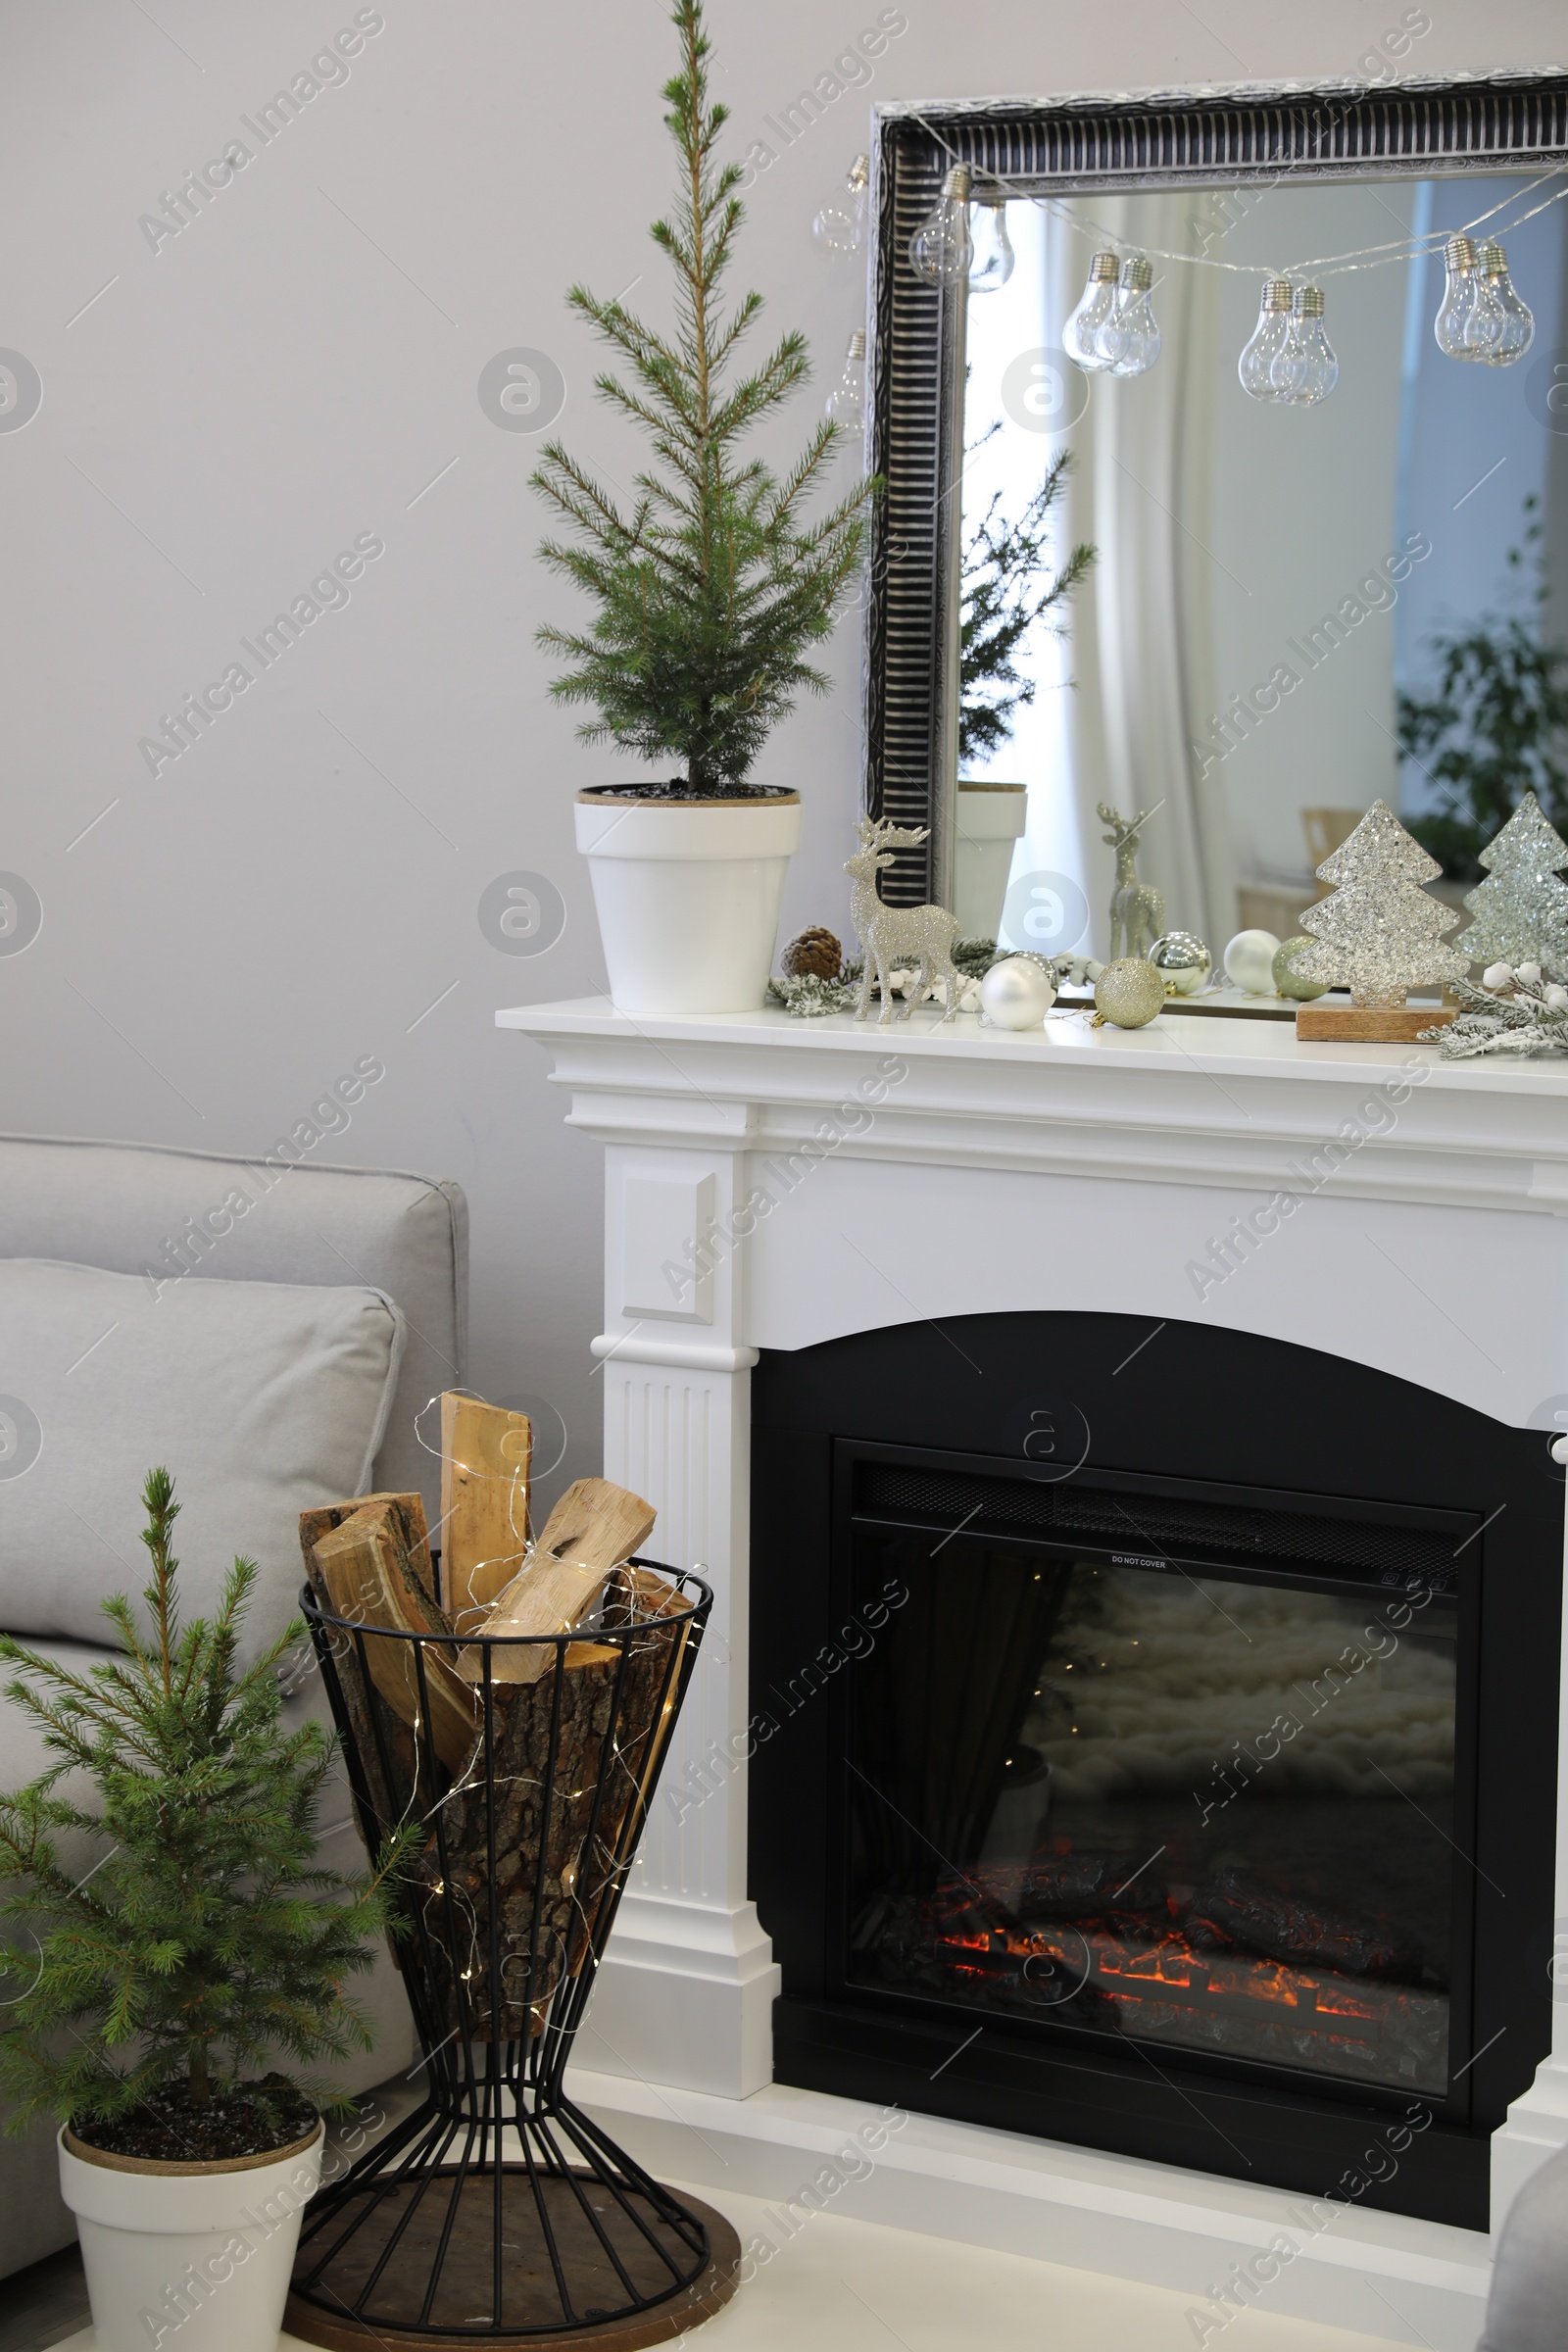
955, 781, 1027, 941
575, 791, 802, 1014
59, 2118, 324, 2352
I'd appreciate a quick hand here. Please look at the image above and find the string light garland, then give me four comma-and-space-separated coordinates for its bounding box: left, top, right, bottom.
968, 181, 1016, 291
900, 112, 1565, 401
1234, 278, 1340, 404
811, 153, 869, 256
1433, 233, 1535, 361
908, 161, 976, 285
825, 328, 867, 428
1062, 251, 1121, 368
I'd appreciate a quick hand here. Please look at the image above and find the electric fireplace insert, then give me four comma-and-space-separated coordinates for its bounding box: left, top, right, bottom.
750, 1313, 1561, 2230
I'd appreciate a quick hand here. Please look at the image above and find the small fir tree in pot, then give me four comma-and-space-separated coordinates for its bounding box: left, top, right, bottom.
532, 0, 876, 799
0, 1470, 415, 2161
958, 444, 1096, 772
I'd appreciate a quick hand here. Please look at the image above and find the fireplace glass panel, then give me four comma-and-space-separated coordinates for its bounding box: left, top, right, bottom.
847, 1532, 1458, 2097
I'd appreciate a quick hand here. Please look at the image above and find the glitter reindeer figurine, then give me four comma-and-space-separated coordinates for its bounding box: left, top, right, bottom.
1099, 801, 1165, 959
845, 817, 962, 1024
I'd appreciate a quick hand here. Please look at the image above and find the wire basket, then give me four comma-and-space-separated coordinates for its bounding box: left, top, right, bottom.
285, 1560, 738, 2347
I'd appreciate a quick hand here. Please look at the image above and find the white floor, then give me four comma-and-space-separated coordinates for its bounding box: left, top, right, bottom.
58, 2180, 1431, 2351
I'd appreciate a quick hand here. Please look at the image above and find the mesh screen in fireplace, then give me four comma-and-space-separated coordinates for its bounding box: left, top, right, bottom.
845, 1518, 1461, 2100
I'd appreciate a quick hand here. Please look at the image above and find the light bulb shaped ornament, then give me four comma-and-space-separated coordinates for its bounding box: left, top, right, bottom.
812, 154, 870, 256
1238, 277, 1295, 401
1272, 284, 1338, 405
1477, 241, 1535, 364
1434, 233, 1483, 359
1064, 253, 1121, 373
968, 184, 1015, 293
825, 329, 866, 428
1107, 255, 1161, 376
908, 163, 974, 286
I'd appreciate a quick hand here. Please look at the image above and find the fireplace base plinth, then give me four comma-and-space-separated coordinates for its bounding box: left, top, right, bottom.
564, 2062, 1490, 2351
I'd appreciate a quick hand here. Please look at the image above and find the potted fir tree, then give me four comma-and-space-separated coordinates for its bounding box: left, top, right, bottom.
0, 1471, 414, 2352
532, 0, 875, 1014
956, 446, 1095, 940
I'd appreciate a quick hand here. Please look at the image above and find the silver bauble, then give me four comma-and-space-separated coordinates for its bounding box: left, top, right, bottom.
1094, 956, 1166, 1029
1147, 930, 1212, 996
1272, 934, 1331, 1001
980, 956, 1056, 1030
1224, 927, 1282, 994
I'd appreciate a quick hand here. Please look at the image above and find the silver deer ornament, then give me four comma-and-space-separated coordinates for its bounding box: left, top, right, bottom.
845, 819, 962, 1025
1099, 801, 1166, 959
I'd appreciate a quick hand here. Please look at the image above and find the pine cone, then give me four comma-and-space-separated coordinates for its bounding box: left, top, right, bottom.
781, 927, 843, 981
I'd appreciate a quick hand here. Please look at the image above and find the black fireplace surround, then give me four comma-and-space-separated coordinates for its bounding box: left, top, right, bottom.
749, 1313, 1562, 2230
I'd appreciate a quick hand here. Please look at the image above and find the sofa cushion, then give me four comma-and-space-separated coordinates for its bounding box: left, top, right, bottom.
0, 1259, 404, 1655
0, 1136, 466, 1535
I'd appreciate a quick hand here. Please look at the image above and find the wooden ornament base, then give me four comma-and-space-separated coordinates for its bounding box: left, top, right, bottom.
1295, 1001, 1457, 1043
284, 2184, 742, 2350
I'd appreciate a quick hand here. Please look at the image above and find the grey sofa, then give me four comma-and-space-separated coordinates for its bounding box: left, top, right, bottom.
0, 1134, 467, 2280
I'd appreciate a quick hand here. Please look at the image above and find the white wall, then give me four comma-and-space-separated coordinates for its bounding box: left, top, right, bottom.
0, 1, 1557, 1512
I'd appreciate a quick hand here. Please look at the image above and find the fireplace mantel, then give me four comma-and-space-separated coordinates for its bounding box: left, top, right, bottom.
501, 993, 1568, 2345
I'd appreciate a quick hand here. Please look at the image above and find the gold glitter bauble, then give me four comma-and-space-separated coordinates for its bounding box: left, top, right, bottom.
1272, 935, 1331, 1001
1094, 956, 1166, 1028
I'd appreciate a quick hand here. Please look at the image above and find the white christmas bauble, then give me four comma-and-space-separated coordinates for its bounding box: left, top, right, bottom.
980, 956, 1056, 1030
1224, 928, 1282, 994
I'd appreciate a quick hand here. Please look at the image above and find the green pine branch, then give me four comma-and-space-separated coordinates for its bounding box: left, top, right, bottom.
959, 443, 1097, 770
531, 0, 878, 793
0, 1468, 418, 2134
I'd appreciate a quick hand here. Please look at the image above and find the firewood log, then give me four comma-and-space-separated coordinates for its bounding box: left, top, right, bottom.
307, 1498, 478, 1775
462, 1478, 659, 1688
437, 1393, 532, 1627
531, 1478, 658, 1577
416, 1577, 690, 2039
297, 1493, 439, 1839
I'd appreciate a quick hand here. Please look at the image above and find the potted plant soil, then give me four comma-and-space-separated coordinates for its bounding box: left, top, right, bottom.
532, 0, 876, 1014
0, 1470, 414, 2352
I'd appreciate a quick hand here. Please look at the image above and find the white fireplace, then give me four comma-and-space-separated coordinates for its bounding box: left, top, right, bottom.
500, 992, 1568, 2348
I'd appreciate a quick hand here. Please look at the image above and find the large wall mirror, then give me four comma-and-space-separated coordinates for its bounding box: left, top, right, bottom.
862, 76, 1568, 968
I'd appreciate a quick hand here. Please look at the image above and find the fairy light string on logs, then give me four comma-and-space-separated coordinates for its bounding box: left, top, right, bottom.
898, 118, 1566, 402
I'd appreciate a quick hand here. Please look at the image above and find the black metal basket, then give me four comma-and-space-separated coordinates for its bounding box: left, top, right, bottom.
285, 1560, 737, 2348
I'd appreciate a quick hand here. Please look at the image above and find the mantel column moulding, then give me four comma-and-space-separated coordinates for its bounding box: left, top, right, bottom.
573, 1083, 779, 2099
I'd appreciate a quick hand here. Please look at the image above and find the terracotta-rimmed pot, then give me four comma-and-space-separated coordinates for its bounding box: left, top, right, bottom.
59, 2115, 325, 2352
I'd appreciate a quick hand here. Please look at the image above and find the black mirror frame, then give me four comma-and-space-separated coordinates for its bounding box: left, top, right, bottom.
861, 70, 1568, 908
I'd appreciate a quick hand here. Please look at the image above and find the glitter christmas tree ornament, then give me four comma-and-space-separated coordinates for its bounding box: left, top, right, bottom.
1453, 791, 1568, 973
1093, 956, 1167, 1028
1290, 800, 1469, 1006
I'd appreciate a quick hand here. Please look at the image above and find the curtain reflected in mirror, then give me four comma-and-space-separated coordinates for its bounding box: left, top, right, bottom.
956, 174, 1568, 960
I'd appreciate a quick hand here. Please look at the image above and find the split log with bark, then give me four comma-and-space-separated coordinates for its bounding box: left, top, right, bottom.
299, 1456, 683, 2044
